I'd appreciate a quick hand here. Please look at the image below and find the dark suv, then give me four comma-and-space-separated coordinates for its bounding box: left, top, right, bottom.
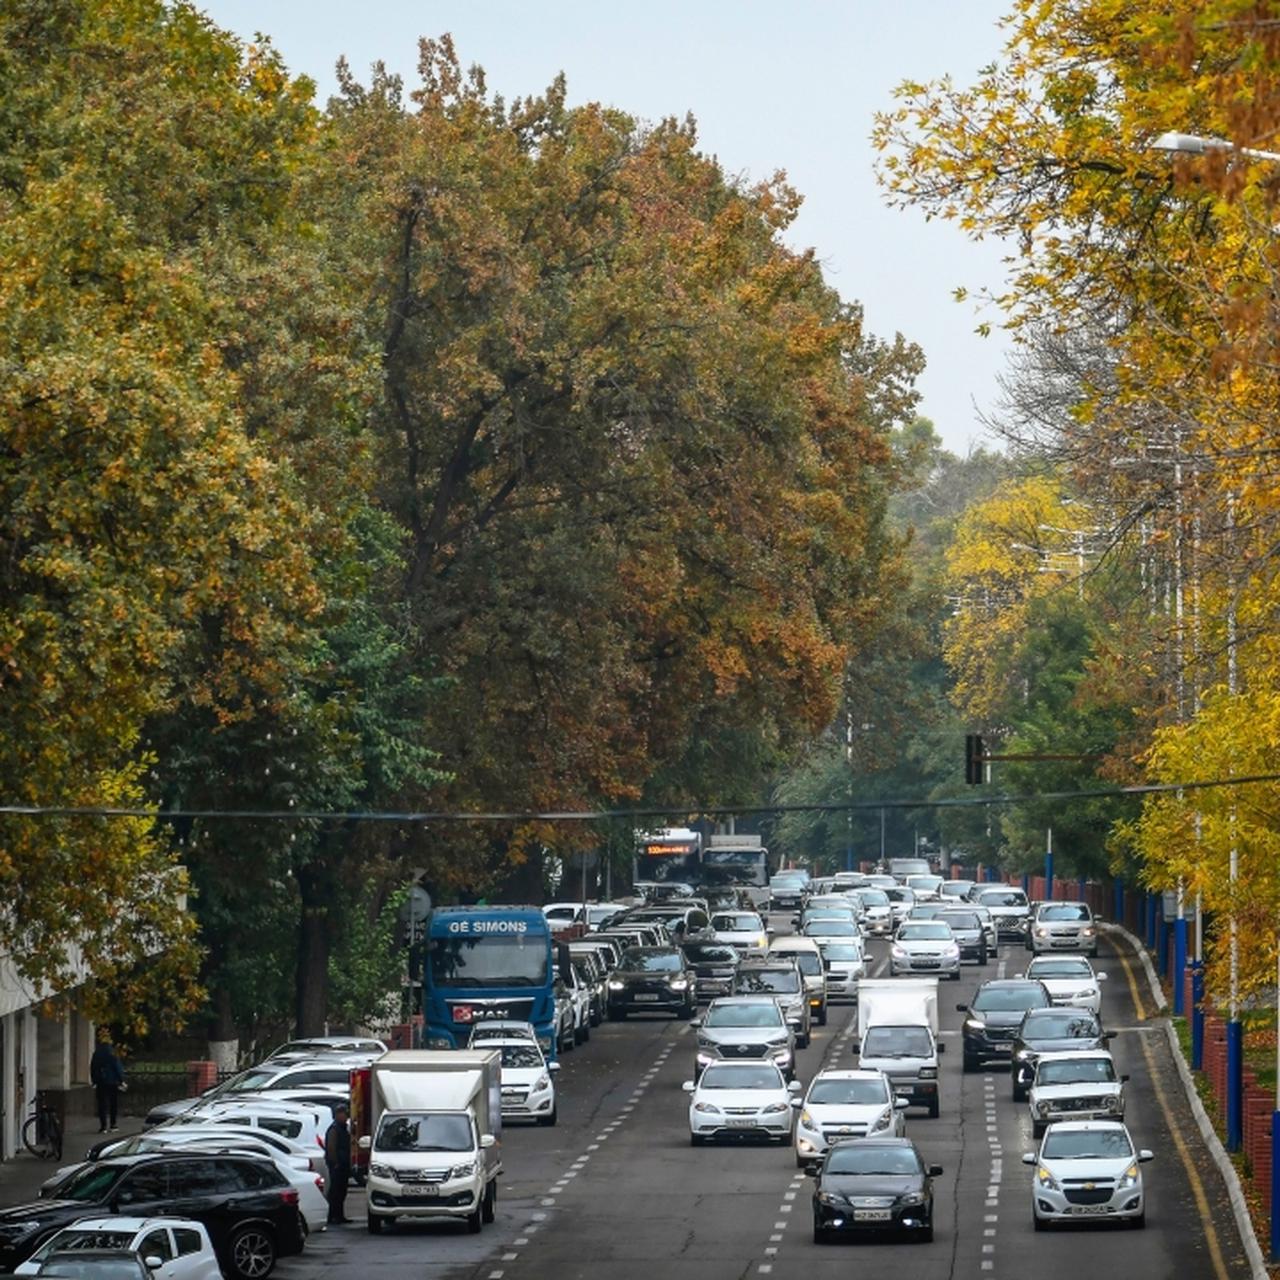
958, 979, 1053, 1072
1010, 1007, 1111, 1100
607, 946, 696, 1019
681, 941, 742, 1002
0, 1153, 305, 1276
935, 909, 989, 964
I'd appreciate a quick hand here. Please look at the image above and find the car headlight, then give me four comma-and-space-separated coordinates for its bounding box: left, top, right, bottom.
817, 1191, 847, 1207
1035, 927, 1048, 937
1082, 927, 1096, 937
1035, 1101, 1050, 1116
799, 1109, 817, 1130
891, 945, 907, 958
918, 1066, 937, 1079
964, 1018, 986, 1031
1016, 1049, 1032, 1060
608, 980, 625, 991
1081, 988, 1098, 999
693, 1102, 720, 1114
761, 1102, 789, 1115
697, 1035, 716, 1049
369, 1162, 395, 1179
449, 1161, 477, 1180
944, 945, 960, 956
668, 979, 689, 991
899, 1191, 926, 1206
533, 1074, 552, 1092
1035, 1164, 1060, 1191
1106, 1095, 1122, 1112
871, 1108, 893, 1131
767, 1035, 790, 1047
1117, 1162, 1140, 1190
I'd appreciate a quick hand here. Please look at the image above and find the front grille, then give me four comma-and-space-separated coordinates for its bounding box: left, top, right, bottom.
822, 1125, 868, 1139
1057, 1095, 1107, 1112
985, 1029, 1014, 1040
397, 1169, 448, 1184
724, 1107, 758, 1115
716, 1042, 768, 1058
1063, 1185, 1115, 1205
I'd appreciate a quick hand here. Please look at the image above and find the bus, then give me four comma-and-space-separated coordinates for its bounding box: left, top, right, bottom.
633, 827, 702, 888
421, 906, 560, 1058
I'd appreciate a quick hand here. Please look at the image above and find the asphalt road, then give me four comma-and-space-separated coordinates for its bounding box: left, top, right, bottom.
278, 917, 1254, 1280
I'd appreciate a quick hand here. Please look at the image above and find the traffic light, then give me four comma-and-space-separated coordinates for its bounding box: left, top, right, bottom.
965, 734, 986, 785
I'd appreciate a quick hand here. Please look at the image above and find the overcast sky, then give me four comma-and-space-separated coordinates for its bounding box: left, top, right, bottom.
199, 1, 1015, 454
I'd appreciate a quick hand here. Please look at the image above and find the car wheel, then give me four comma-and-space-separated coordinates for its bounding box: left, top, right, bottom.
466, 1200, 483, 1234
678, 1002, 694, 1020
1012, 1083, 1026, 1102
482, 1179, 497, 1224
229, 1225, 277, 1280
1032, 1120, 1045, 1139
366, 1214, 384, 1235
951, 971, 962, 981
609, 1008, 626, 1021
1130, 1211, 1145, 1230
920, 1223, 934, 1243
928, 1098, 939, 1119
813, 1219, 832, 1245
962, 1053, 980, 1074
979, 947, 988, 965
817, 1004, 828, 1026
798, 1032, 811, 1049
1033, 1213, 1047, 1232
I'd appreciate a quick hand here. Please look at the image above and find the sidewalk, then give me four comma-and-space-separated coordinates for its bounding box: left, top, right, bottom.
0, 1111, 145, 1206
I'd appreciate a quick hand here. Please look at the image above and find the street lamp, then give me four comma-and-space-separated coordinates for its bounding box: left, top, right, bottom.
1152, 130, 1280, 164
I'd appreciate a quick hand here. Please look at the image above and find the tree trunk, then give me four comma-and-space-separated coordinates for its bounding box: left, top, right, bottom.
295, 858, 333, 1036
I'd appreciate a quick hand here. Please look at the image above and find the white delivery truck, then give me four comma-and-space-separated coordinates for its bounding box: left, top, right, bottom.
854, 978, 944, 1117
353, 1049, 503, 1235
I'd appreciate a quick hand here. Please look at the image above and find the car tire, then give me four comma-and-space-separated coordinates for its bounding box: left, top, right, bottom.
798, 1031, 811, 1049
928, 1098, 939, 1119
1012, 1082, 1026, 1102
951, 971, 962, 981
818, 1005, 828, 1026
978, 946, 988, 965
690, 1133, 705, 1147
482, 1179, 497, 1224
609, 1008, 626, 1021
813, 1220, 832, 1245
678, 1002, 695, 1020
366, 1214, 384, 1235
920, 1223, 934, 1243
466, 1200, 483, 1234
229, 1224, 277, 1280
1033, 1213, 1047, 1232
962, 1053, 980, 1074
1032, 1120, 1045, 1139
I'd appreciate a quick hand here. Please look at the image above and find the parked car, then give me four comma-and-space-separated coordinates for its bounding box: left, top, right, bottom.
0, 1153, 305, 1277
16, 1218, 220, 1280
260, 1037, 386, 1065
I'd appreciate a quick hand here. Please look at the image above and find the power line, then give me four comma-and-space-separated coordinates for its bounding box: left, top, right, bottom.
1, 771, 1277, 823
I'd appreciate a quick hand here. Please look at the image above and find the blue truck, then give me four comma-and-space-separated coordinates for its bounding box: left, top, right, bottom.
422, 906, 561, 1057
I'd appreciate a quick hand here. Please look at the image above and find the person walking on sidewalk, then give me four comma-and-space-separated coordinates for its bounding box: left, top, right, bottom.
90, 1034, 125, 1134
325, 1104, 352, 1224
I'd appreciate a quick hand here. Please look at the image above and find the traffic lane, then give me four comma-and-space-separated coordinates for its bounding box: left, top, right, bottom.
494, 992, 864, 1278
997, 931, 1251, 1280
274, 1012, 684, 1279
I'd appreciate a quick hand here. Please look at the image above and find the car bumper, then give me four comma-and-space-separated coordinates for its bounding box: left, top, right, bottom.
823, 976, 858, 1001
891, 955, 960, 975
814, 1201, 932, 1233
888, 1076, 938, 1107
691, 1114, 792, 1139
1032, 935, 1098, 952
501, 1090, 556, 1119
694, 978, 734, 1000
368, 1178, 483, 1221
1033, 1187, 1143, 1222
1031, 1103, 1125, 1126
696, 1048, 793, 1073
963, 1035, 1015, 1060
608, 994, 691, 1013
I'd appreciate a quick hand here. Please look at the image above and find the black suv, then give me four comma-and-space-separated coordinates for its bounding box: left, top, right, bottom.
1010, 1007, 1111, 1100
958, 979, 1053, 1072
681, 941, 742, 1002
607, 946, 696, 1018
0, 1153, 305, 1276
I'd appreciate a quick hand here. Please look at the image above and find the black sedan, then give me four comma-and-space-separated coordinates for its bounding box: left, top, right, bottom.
810, 1137, 942, 1242
1010, 1007, 1111, 1100
606, 946, 697, 1019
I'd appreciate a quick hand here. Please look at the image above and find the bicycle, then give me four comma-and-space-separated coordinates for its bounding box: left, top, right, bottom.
21, 1091, 63, 1160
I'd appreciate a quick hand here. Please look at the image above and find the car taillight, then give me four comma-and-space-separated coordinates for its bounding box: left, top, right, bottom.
280, 1189, 300, 1206
314, 1176, 326, 1192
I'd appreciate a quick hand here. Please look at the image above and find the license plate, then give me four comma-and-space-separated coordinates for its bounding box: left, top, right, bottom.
854, 1209, 892, 1221
404, 1185, 439, 1198
894, 1089, 912, 1099
1070, 1204, 1108, 1215
633, 993, 660, 1002
727, 1118, 757, 1127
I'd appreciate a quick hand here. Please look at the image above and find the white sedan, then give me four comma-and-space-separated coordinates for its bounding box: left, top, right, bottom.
18, 1218, 219, 1280
710, 911, 769, 951
793, 1069, 907, 1167
491, 1037, 560, 1125
1023, 955, 1108, 1013
890, 921, 961, 978
1023, 1119, 1152, 1229
684, 1061, 801, 1145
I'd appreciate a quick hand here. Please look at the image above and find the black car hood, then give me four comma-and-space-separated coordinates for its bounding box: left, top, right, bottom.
975, 1009, 1035, 1028
0, 1198, 82, 1221
821, 1174, 921, 1197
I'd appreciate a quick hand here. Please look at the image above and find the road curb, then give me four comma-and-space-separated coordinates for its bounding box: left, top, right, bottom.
1104, 922, 1268, 1280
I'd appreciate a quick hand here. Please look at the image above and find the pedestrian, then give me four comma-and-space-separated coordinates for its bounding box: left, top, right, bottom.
89, 1033, 125, 1134
324, 1103, 352, 1224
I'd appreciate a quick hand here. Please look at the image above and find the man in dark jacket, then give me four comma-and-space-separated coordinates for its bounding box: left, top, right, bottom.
89, 1035, 125, 1134
325, 1104, 352, 1224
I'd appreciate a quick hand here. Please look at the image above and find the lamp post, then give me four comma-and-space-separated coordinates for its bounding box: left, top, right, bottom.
1152, 130, 1280, 164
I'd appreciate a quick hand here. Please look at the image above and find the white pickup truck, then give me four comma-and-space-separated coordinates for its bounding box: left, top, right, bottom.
854, 978, 944, 1118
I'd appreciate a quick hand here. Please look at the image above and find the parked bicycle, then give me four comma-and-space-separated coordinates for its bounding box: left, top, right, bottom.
22, 1090, 63, 1160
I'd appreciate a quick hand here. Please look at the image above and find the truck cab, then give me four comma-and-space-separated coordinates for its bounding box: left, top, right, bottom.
855, 978, 944, 1118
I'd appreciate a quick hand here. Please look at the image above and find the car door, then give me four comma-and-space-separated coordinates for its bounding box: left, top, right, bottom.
160, 1159, 241, 1255
136, 1226, 179, 1280
111, 1162, 171, 1216
169, 1226, 220, 1280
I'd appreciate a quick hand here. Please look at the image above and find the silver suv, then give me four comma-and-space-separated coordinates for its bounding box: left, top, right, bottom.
1026, 901, 1099, 957
693, 996, 796, 1079
731, 959, 812, 1047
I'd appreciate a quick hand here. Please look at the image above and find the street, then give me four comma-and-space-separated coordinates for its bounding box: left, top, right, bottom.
277, 919, 1252, 1280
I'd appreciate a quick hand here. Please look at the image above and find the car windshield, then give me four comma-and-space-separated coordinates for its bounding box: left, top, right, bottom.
785, 952, 822, 976
978, 890, 1028, 908
619, 949, 683, 972
938, 912, 980, 931
40, 1260, 145, 1280
1037, 1059, 1117, 1085
973, 985, 1050, 1012
826, 1145, 921, 1176
705, 1003, 783, 1028
899, 923, 952, 941
1023, 1011, 1099, 1037
375, 1113, 473, 1153
1040, 904, 1090, 921
1042, 1128, 1133, 1160
808, 1078, 890, 1106
856, 890, 890, 907
55, 1165, 127, 1202
804, 920, 856, 936
736, 969, 800, 994
33, 1233, 139, 1263
699, 1065, 783, 1090
499, 1045, 545, 1069
683, 944, 737, 964
906, 876, 942, 890
862, 1026, 933, 1058
712, 914, 762, 932
821, 944, 862, 961
225, 1069, 279, 1093
1030, 960, 1093, 978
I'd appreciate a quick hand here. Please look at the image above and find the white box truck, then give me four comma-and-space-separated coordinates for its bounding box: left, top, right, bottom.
855, 978, 944, 1117
353, 1050, 503, 1234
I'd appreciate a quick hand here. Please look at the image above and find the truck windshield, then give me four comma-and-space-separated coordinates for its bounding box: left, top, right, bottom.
429, 935, 549, 988
862, 1026, 933, 1058
375, 1113, 474, 1153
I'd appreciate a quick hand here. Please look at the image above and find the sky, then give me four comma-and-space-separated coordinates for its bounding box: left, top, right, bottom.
199, 1, 1016, 454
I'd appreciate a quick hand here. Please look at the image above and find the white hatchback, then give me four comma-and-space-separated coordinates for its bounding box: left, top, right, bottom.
1023, 1119, 1152, 1228
710, 911, 769, 952
684, 1061, 800, 1145
1023, 955, 1107, 1013
17, 1218, 219, 1280
491, 1037, 560, 1125
793, 1069, 907, 1168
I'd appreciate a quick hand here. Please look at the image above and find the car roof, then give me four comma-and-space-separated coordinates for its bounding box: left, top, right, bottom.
44, 1218, 206, 1232
977, 978, 1049, 989
809, 1069, 889, 1082
1027, 954, 1094, 964
768, 937, 820, 951
1034, 1049, 1114, 1063
482, 1038, 543, 1050
709, 994, 782, 1006
829, 1135, 914, 1148
1041, 1119, 1127, 1132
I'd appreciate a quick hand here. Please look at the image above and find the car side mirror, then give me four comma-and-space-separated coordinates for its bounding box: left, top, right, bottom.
1097, 973, 1108, 981
548, 1061, 561, 1073
1021, 1153, 1037, 1165
480, 1134, 497, 1150
358, 1134, 372, 1150
682, 1081, 696, 1093
790, 1097, 802, 1108
1138, 1149, 1154, 1162
936, 1042, 946, 1054
805, 1165, 820, 1177
1120, 1074, 1130, 1083
894, 1098, 909, 1110
927, 1165, 944, 1177
690, 1018, 702, 1029
144, 1258, 164, 1272
955, 1004, 969, 1012
787, 1080, 802, 1093
1102, 1032, 1115, 1041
